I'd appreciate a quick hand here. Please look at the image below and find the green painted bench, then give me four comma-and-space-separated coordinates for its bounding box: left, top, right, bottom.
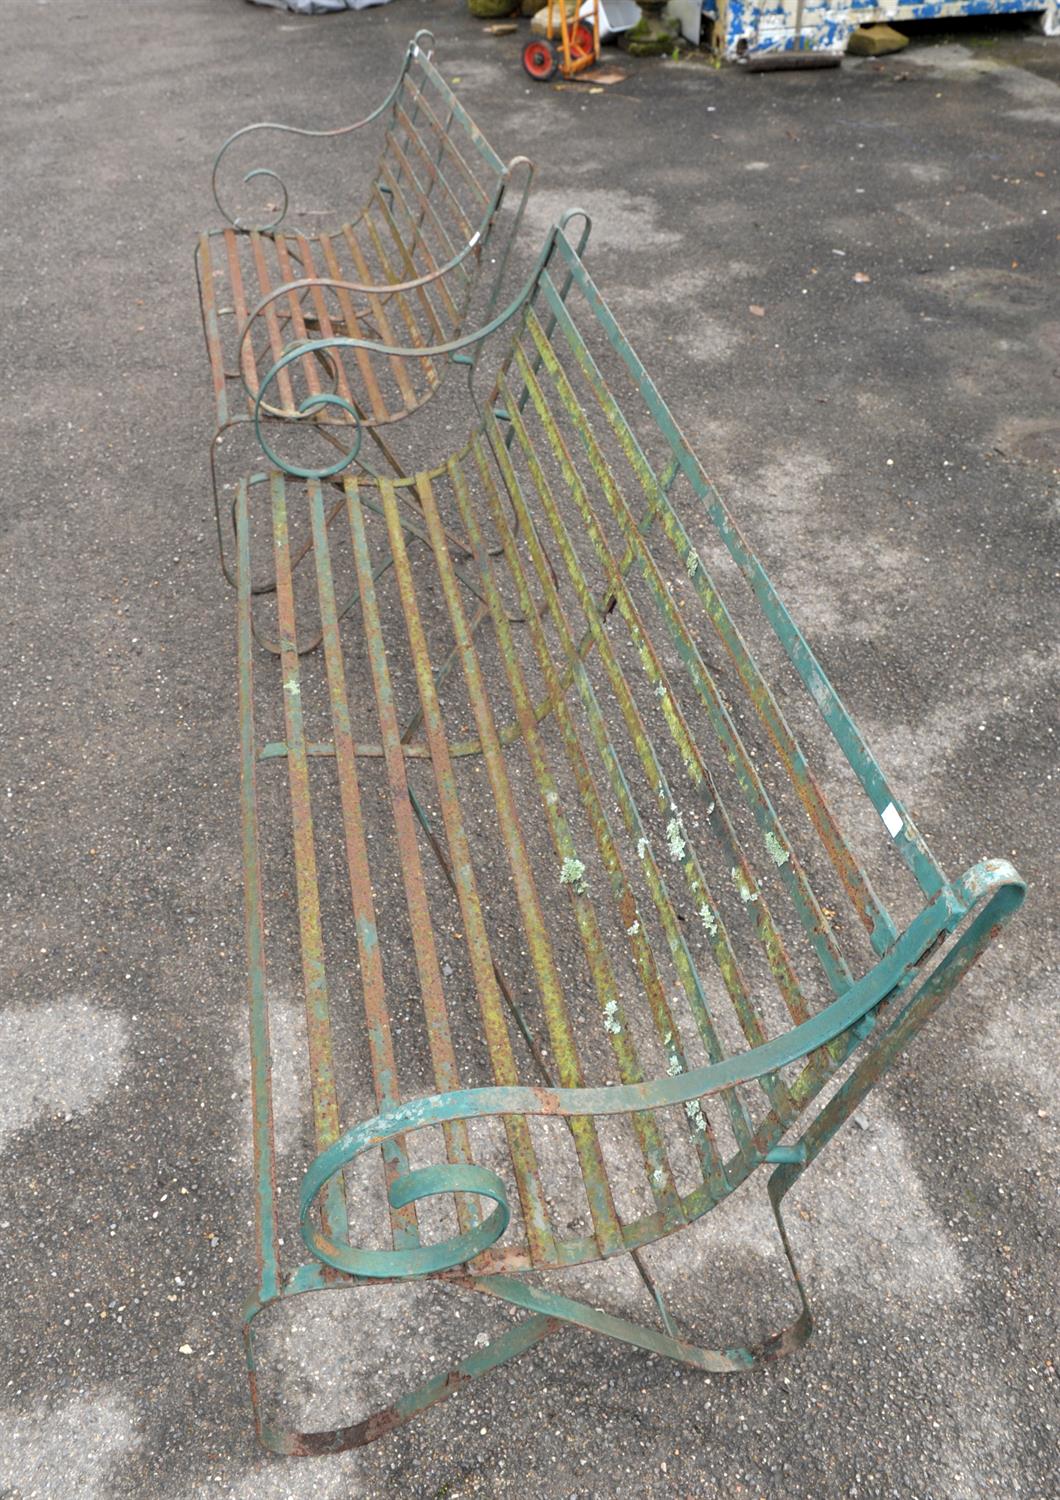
225, 211, 1025, 1455
195, 30, 531, 586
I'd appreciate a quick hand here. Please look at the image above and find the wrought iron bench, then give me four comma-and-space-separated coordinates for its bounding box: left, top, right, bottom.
195, 30, 531, 584
225, 211, 1025, 1456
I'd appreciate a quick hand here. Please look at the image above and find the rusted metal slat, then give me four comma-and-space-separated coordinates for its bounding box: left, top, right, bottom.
444, 454, 696, 1214
495, 371, 786, 1096
361, 201, 440, 391
196, 234, 229, 427
349, 477, 557, 1264
223, 228, 261, 408
373, 155, 452, 343
273, 234, 329, 414
307, 477, 420, 1248
234, 478, 280, 1299
337, 481, 479, 1236
550, 232, 947, 902
478, 419, 760, 1160
464, 439, 730, 1192
398, 73, 494, 206
377, 142, 463, 331
248, 231, 298, 414
269, 475, 349, 1244
512, 336, 834, 1029
378, 474, 625, 1258
511, 337, 848, 1023
536, 271, 896, 955
316, 233, 391, 423
341, 223, 420, 412
390, 103, 476, 248
292, 234, 363, 417
412, 48, 508, 177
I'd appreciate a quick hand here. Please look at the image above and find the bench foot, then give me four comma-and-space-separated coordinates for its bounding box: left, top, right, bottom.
468, 1165, 813, 1374
243, 1284, 561, 1458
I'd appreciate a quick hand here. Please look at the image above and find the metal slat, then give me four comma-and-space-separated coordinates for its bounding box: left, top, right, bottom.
412, 50, 507, 177
341, 223, 420, 412
336, 480, 479, 1237
248, 231, 298, 414
223, 228, 261, 409
196, 234, 229, 427
478, 422, 762, 1160
464, 438, 732, 1189
361, 199, 440, 391
374, 155, 453, 344
316, 232, 391, 423
235, 478, 280, 1299
292, 235, 362, 417
550, 233, 947, 901
508, 341, 849, 1022
377, 474, 625, 1258
447, 453, 714, 1206
398, 73, 494, 206
347, 477, 558, 1265
269, 475, 349, 1245
306, 477, 420, 1248
390, 103, 476, 248
495, 372, 786, 1085
377, 143, 463, 333
535, 272, 897, 955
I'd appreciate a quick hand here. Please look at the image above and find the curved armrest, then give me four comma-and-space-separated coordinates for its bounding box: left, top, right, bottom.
211, 31, 434, 232
298, 876, 971, 1279
234, 157, 534, 401
246, 208, 589, 478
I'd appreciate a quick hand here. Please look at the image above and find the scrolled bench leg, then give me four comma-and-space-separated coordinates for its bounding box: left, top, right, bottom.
467, 1203, 813, 1377
767, 858, 1027, 1208
243, 1284, 559, 1457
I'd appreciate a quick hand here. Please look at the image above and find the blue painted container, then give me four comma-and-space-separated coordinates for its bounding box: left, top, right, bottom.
703, 0, 1059, 65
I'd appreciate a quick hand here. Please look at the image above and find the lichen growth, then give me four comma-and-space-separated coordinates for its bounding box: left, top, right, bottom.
732, 866, 759, 903
765, 830, 789, 867
602, 999, 622, 1036
685, 1098, 707, 1134
666, 816, 686, 863
685, 549, 700, 579
655, 680, 667, 699
626, 919, 640, 936
636, 836, 649, 860
560, 856, 587, 895
666, 1056, 683, 1078
699, 902, 717, 938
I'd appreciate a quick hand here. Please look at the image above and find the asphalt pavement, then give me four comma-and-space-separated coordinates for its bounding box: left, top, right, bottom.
1, 2, 1057, 1496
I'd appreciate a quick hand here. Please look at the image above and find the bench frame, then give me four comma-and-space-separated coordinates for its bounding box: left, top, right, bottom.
195, 31, 533, 592
224, 213, 1025, 1456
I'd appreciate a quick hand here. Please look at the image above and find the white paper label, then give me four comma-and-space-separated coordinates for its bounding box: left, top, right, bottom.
881, 802, 903, 838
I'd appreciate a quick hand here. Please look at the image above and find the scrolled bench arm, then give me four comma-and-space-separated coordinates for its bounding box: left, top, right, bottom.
300, 861, 1024, 1280
251, 208, 591, 481
236, 157, 535, 411
211, 30, 435, 233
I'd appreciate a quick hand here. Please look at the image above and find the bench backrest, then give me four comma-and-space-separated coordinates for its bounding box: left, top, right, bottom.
467, 218, 951, 1151
367, 35, 520, 343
